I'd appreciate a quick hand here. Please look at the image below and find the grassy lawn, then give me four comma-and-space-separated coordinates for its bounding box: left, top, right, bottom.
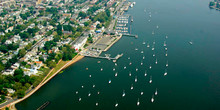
44, 60, 69, 82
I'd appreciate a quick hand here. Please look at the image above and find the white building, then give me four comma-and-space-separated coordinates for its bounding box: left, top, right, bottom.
73, 36, 88, 51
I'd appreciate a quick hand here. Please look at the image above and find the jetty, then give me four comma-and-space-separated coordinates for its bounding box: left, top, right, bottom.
123, 34, 138, 38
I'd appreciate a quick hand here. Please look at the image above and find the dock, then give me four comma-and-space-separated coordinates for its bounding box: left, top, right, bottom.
83, 53, 123, 61
122, 34, 138, 38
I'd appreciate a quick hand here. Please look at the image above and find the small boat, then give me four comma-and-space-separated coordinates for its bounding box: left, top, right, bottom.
141, 51, 144, 53
147, 43, 150, 48
144, 71, 147, 76
151, 95, 154, 103
109, 79, 112, 84
129, 62, 132, 65
129, 72, 132, 76
165, 52, 168, 56
165, 47, 167, 51
149, 65, 152, 69
97, 91, 100, 95
156, 25, 159, 28
148, 19, 151, 22
189, 41, 193, 45
79, 97, 82, 101
89, 75, 92, 78
128, 57, 130, 59
115, 63, 117, 66
141, 62, 143, 65
153, 41, 155, 45
122, 90, 125, 97
164, 71, 167, 76
135, 76, 137, 82
136, 68, 138, 71
137, 98, 140, 106
166, 36, 168, 39
115, 72, 118, 77
149, 15, 152, 17
152, 47, 155, 51
86, 68, 88, 70
101, 68, 103, 71
93, 84, 95, 88
88, 92, 91, 97
81, 86, 84, 88
76, 91, 78, 94
135, 48, 138, 51
155, 88, 158, 95
153, 53, 155, 57
152, 31, 154, 35
131, 84, 134, 90
155, 59, 158, 64
166, 61, 168, 67
149, 76, 152, 83
96, 102, 98, 106
141, 91, 144, 95
164, 41, 167, 46
97, 61, 101, 63
143, 42, 146, 45
115, 102, 118, 107
143, 56, 145, 59
124, 66, 127, 69
113, 68, 115, 71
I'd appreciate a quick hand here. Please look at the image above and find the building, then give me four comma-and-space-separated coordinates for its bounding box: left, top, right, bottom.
73, 36, 88, 51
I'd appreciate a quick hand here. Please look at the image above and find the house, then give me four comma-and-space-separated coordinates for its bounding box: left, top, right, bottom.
5, 39, 12, 44
34, 61, 43, 69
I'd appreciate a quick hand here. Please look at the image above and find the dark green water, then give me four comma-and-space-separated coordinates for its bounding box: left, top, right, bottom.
16, 0, 220, 110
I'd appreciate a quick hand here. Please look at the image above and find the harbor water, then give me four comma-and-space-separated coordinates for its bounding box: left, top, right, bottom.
16, 0, 220, 109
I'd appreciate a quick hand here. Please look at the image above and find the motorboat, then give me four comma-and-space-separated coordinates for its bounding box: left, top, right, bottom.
155, 59, 158, 64
155, 88, 158, 95
79, 97, 81, 101
149, 65, 152, 69
135, 76, 137, 82
141, 92, 144, 95
122, 90, 125, 97
136, 68, 138, 71
124, 66, 126, 69
96, 102, 98, 106
149, 76, 152, 83
109, 79, 112, 84
115, 102, 118, 107
113, 68, 115, 71
137, 98, 140, 106
151, 95, 154, 103
131, 84, 134, 90
101, 68, 103, 71
144, 71, 147, 76
88, 92, 91, 97
129, 62, 132, 65
143, 56, 145, 59
93, 85, 95, 88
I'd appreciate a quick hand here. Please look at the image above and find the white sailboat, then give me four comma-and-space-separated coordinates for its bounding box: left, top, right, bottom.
129, 62, 132, 65
141, 62, 143, 65
165, 51, 168, 56
149, 65, 152, 69
136, 68, 138, 71
135, 48, 138, 51
128, 57, 130, 59
97, 91, 100, 95
115, 102, 118, 107
122, 90, 125, 97
147, 43, 150, 48
152, 31, 154, 35
113, 68, 115, 71
89, 75, 92, 78
155, 58, 158, 64
79, 97, 82, 101
165, 47, 167, 51
141, 91, 144, 95
155, 88, 158, 95
93, 84, 95, 88
156, 25, 159, 28
137, 98, 140, 106
143, 42, 146, 45
129, 72, 132, 76
76, 91, 78, 94
88, 92, 91, 97
131, 84, 134, 90
124, 66, 126, 69
166, 36, 168, 39
81, 86, 84, 88
96, 102, 98, 106
153, 53, 155, 57
149, 76, 152, 83
164, 70, 167, 76
144, 71, 147, 76
115, 72, 118, 77
164, 41, 167, 47
151, 95, 154, 103
115, 63, 117, 66
135, 76, 137, 82
109, 79, 112, 84
166, 61, 168, 67
141, 51, 144, 53
143, 56, 145, 59
148, 19, 151, 22
101, 68, 103, 71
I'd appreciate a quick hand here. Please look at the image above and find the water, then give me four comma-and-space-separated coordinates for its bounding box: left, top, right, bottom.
16, 0, 220, 110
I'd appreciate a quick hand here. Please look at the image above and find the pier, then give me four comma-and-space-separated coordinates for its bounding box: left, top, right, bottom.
122, 34, 138, 38
83, 53, 123, 61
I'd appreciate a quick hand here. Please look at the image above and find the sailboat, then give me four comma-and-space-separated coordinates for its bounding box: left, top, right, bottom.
93, 84, 95, 88
141, 51, 144, 53
96, 102, 98, 106
89, 75, 92, 78
115, 102, 118, 107
189, 41, 193, 45
135, 76, 137, 82
136, 68, 138, 71
151, 95, 154, 103
143, 42, 146, 45
166, 36, 168, 39
149, 76, 152, 83
88, 92, 91, 97
166, 61, 168, 67
124, 66, 126, 69
109, 79, 112, 84
115, 72, 118, 77
131, 84, 134, 90
144, 71, 147, 76
156, 25, 159, 28
165, 51, 168, 56
149, 65, 152, 69
79, 97, 82, 101
128, 57, 130, 59
141, 91, 144, 95
155, 58, 158, 64
153, 53, 155, 57
115, 63, 117, 66
135, 48, 138, 51
164, 70, 167, 76
122, 90, 125, 97
137, 98, 140, 106
81, 86, 84, 88
76, 91, 78, 94
147, 43, 150, 48
113, 68, 115, 71
97, 91, 100, 95
164, 41, 166, 47
155, 88, 158, 95
148, 19, 151, 22
129, 72, 132, 76
143, 56, 145, 59
165, 47, 167, 51
152, 31, 154, 35
141, 62, 143, 65
129, 62, 132, 65
101, 68, 103, 71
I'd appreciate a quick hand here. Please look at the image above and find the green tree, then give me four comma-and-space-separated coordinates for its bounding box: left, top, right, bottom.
18, 49, 26, 57
47, 61, 56, 68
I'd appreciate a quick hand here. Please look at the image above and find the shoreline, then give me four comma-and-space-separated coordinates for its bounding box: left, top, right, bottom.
103, 34, 123, 52
0, 55, 84, 110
